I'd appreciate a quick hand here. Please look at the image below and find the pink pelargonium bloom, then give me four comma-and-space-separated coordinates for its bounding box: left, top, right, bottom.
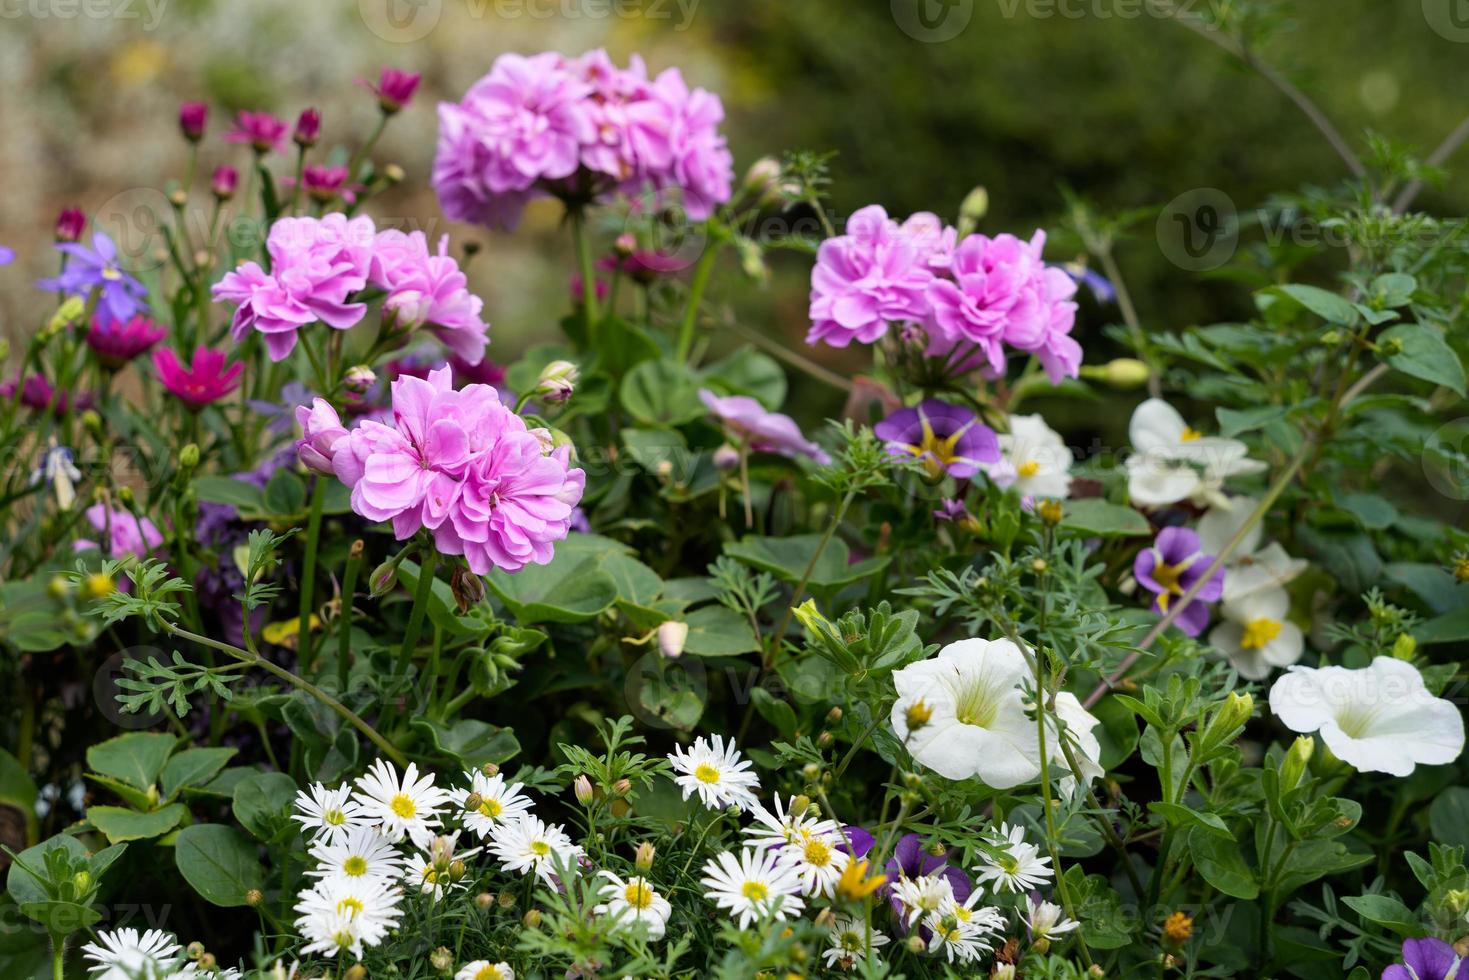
699, 389, 830, 464
573, 50, 672, 182
806, 205, 935, 349
212, 214, 374, 361
295, 397, 349, 475
460, 53, 593, 194
330, 366, 585, 574
76, 503, 163, 559
647, 66, 733, 222
153, 346, 244, 407
370, 230, 490, 365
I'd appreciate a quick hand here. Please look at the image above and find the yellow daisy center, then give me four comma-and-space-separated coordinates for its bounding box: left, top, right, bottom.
337, 896, 364, 918
342, 856, 368, 877
389, 793, 417, 819
1180, 426, 1202, 442
324, 809, 345, 826
741, 880, 769, 902
475, 967, 506, 980
478, 798, 504, 819
803, 838, 832, 867
1241, 617, 1282, 649
694, 763, 722, 784
530, 840, 551, 857
1017, 459, 1041, 478
623, 879, 654, 909
332, 930, 354, 949
421, 866, 439, 883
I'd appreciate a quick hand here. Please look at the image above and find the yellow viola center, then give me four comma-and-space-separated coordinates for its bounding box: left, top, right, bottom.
803, 838, 832, 867
474, 968, 505, 980
624, 879, 654, 909
1241, 617, 1282, 649
741, 881, 770, 902
478, 798, 504, 819
337, 896, 364, 918
694, 763, 722, 784
342, 856, 368, 877
530, 840, 551, 857
389, 794, 417, 819
1151, 560, 1187, 597
1017, 459, 1041, 478
1180, 426, 1202, 442
324, 809, 346, 826
101, 266, 123, 282
914, 419, 966, 468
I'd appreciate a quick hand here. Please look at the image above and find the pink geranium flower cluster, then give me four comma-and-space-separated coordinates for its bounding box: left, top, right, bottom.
296, 366, 584, 575
806, 205, 1082, 384
433, 49, 733, 229
213, 215, 488, 365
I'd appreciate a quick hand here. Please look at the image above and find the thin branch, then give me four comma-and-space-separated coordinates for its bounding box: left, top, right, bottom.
1393, 112, 1469, 214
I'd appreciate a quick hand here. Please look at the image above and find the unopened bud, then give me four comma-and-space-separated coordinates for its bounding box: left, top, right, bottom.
369, 561, 398, 597
612, 778, 631, 797
186, 942, 205, 960
534, 360, 579, 405
1281, 735, 1314, 790
905, 934, 926, 954
245, 888, 263, 906
294, 108, 321, 148
657, 620, 688, 659
475, 891, 494, 910
801, 763, 820, 781
481, 762, 500, 778
826, 706, 842, 724
497, 891, 516, 909
211, 166, 238, 200
522, 909, 542, 928
383, 163, 405, 184
429, 947, 453, 972
817, 731, 833, 749
448, 859, 466, 881
712, 443, 741, 471
634, 842, 656, 871
345, 967, 367, 980
743, 156, 783, 205
1392, 633, 1417, 659
574, 775, 594, 805
169, 189, 188, 208
179, 443, 200, 471
463, 792, 484, 812
451, 564, 486, 613
344, 365, 377, 393
956, 185, 989, 237
198, 953, 216, 970
615, 233, 637, 257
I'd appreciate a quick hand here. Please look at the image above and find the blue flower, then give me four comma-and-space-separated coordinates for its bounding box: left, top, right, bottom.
37, 231, 148, 323
0, 245, 14, 266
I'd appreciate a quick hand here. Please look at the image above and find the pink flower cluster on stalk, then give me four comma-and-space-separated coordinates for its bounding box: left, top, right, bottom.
806, 205, 1082, 384
433, 50, 733, 229
296, 366, 584, 574
213, 214, 488, 365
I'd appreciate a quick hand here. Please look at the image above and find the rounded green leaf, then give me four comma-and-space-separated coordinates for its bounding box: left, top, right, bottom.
174, 824, 265, 908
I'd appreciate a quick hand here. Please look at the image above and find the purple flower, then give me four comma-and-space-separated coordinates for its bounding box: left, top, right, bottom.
224, 110, 288, 153
370, 230, 490, 365
698, 389, 830, 464
806, 205, 935, 348
37, 231, 148, 323
300, 164, 351, 203
0, 246, 13, 266
883, 833, 974, 924
75, 503, 163, 559
901, 212, 958, 275
295, 398, 349, 475
212, 214, 374, 361
179, 102, 208, 142
87, 314, 166, 368
1064, 262, 1116, 305
1, 374, 93, 415
873, 399, 999, 480
1383, 938, 1461, 980
1134, 526, 1225, 637
368, 68, 422, 114
211, 166, 239, 199
647, 65, 733, 221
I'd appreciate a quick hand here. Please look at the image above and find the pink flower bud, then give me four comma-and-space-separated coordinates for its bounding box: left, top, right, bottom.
178, 102, 208, 143
294, 108, 321, 148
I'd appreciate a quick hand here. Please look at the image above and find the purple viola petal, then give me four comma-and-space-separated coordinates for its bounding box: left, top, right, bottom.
1172, 596, 1211, 637
1134, 545, 1163, 594
1154, 526, 1200, 565
1402, 938, 1460, 980
839, 826, 875, 858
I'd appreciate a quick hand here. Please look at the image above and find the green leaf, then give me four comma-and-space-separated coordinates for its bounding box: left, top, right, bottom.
1149, 802, 1232, 838
619, 358, 705, 426
1273, 283, 1357, 325
681, 605, 761, 657
1216, 405, 1290, 438
6, 835, 87, 907
725, 534, 888, 593
1417, 608, 1469, 646
411, 719, 521, 770
1341, 894, 1419, 936
174, 824, 265, 908
0, 748, 38, 846
85, 732, 177, 791
192, 476, 266, 511
1059, 499, 1151, 538
1336, 492, 1398, 531
699, 348, 788, 409
262, 470, 308, 516
1379, 323, 1467, 396
1371, 272, 1417, 308
1187, 826, 1258, 898
1430, 787, 1469, 848
231, 772, 299, 841
160, 747, 237, 801
484, 552, 618, 625
85, 804, 186, 844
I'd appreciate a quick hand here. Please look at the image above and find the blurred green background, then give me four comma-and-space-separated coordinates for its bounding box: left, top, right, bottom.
1, 0, 1466, 421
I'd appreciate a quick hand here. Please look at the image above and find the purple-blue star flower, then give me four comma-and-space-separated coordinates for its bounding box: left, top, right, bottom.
1134, 526, 1225, 637
0, 246, 14, 266
37, 231, 148, 323
1383, 937, 1461, 980
874, 399, 1000, 480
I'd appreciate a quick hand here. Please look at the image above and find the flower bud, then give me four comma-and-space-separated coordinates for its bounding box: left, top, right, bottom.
245, 888, 264, 906
816, 731, 834, 749
294, 108, 321, 148
574, 775, 594, 805
55, 208, 86, 243
383, 163, 406, 184
534, 360, 579, 405
615, 233, 637, 257
994, 966, 1017, 980
905, 934, 926, 954
451, 565, 486, 613
463, 792, 484, 812
826, 706, 842, 724
522, 909, 542, 928
791, 599, 831, 636
179, 102, 207, 142
743, 156, 783, 205
211, 166, 239, 200
481, 762, 500, 777
712, 443, 740, 471
345, 967, 367, 980
1280, 734, 1314, 790
185, 941, 205, 960
956, 185, 989, 237
657, 620, 688, 659
344, 365, 377, 393
199, 953, 216, 970
168, 189, 188, 208
497, 890, 516, 909
612, 778, 631, 797
1082, 357, 1151, 390
369, 561, 398, 597
634, 842, 656, 871
448, 859, 466, 881
84, 573, 116, 600
1036, 499, 1064, 526
1392, 633, 1417, 659
801, 763, 820, 781
179, 442, 200, 472
475, 891, 494, 910
429, 947, 454, 971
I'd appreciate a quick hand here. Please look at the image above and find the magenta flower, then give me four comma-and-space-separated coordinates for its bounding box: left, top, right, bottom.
87, 314, 166, 368
573, 50, 671, 183
179, 102, 208, 142
371, 230, 490, 365
76, 503, 163, 559
55, 208, 86, 243
224, 110, 288, 154
212, 214, 373, 360
874, 399, 999, 479
1134, 526, 1226, 637
37, 230, 149, 324
326, 365, 585, 574
699, 389, 830, 464
211, 166, 239, 199
806, 205, 935, 348
293, 108, 321, 148
301, 164, 351, 202
295, 397, 349, 475
368, 68, 422, 114
1, 374, 93, 415
1383, 938, 1461, 980
153, 346, 244, 407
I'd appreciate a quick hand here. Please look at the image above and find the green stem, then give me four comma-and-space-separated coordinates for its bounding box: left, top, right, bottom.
676, 239, 722, 362
298, 476, 328, 671
397, 548, 440, 681
570, 208, 600, 344
338, 540, 364, 693
51, 938, 63, 980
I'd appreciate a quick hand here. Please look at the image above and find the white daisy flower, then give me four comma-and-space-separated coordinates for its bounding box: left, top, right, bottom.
985, 413, 1074, 501
1269, 656, 1465, 776
455, 963, 514, 980
925, 892, 998, 965
80, 928, 182, 980
1026, 895, 1080, 942
451, 770, 533, 839
783, 829, 850, 897
974, 823, 1053, 893
488, 814, 583, 886
668, 734, 761, 811
593, 871, 673, 940
307, 825, 405, 884
294, 875, 403, 960
822, 914, 890, 968
742, 795, 840, 849
292, 782, 367, 845
353, 759, 451, 847
699, 847, 805, 929
403, 832, 481, 902
890, 873, 954, 928
1209, 586, 1306, 680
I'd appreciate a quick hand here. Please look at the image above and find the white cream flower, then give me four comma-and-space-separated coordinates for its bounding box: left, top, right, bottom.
1209, 586, 1305, 679
307, 826, 405, 884
1025, 895, 1080, 941
973, 823, 1054, 893
890, 873, 955, 928
699, 847, 805, 929
80, 928, 183, 980
487, 814, 583, 885
889, 637, 1040, 787
668, 734, 761, 811
1126, 398, 1265, 508
1047, 691, 1105, 800
455, 963, 514, 980
1268, 657, 1465, 776
292, 782, 367, 846
742, 794, 840, 849
403, 832, 481, 902
924, 890, 1003, 964
1197, 495, 1308, 602
451, 770, 533, 839
352, 759, 450, 847
293, 875, 403, 960
593, 871, 672, 939
822, 914, 890, 968
985, 414, 1074, 500
782, 829, 850, 897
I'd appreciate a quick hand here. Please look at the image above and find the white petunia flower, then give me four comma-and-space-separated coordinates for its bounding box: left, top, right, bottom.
1026, 895, 1080, 942
1126, 398, 1265, 509
403, 832, 481, 902
889, 637, 1041, 787
699, 847, 805, 929
1209, 586, 1305, 680
742, 794, 840, 849
668, 734, 761, 811
1268, 657, 1465, 776
973, 823, 1053, 893
450, 770, 533, 839
307, 826, 405, 884
1046, 691, 1106, 800
985, 413, 1074, 501
488, 814, 583, 886
1197, 494, 1309, 602
455, 963, 514, 980
292, 782, 368, 846
352, 759, 451, 847
80, 928, 182, 980
593, 871, 673, 940
890, 873, 955, 928
822, 914, 890, 968
293, 875, 403, 960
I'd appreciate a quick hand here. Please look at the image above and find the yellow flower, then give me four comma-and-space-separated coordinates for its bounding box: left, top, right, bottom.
835, 859, 887, 902
1163, 910, 1193, 945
